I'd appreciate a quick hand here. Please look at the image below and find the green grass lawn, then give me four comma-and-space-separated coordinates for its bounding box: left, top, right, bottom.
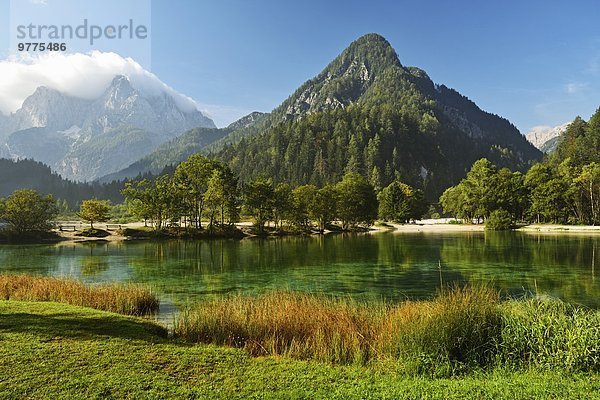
0, 301, 599, 399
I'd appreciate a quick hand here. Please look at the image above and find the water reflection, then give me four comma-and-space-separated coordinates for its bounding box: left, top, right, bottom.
0, 232, 598, 311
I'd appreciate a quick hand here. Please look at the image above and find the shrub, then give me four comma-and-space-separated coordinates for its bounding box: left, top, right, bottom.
383, 285, 502, 375
485, 209, 513, 230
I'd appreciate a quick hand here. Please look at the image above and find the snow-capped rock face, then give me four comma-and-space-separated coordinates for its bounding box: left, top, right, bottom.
0, 75, 215, 181
526, 123, 570, 152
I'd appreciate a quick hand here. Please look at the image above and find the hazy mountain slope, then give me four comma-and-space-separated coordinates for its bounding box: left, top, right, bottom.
0, 158, 124, 207
0, 75, 214, 181
101, 112, 268, 182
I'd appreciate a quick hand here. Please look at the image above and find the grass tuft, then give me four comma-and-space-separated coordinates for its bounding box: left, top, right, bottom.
0, 274, 159, 316
173, 291, 385, 364
173, 285, 600, 375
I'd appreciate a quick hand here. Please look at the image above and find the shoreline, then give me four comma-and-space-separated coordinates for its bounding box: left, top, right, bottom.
3, 220, 600, 245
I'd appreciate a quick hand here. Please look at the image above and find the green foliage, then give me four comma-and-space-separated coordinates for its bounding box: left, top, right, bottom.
308, 184, 338, 232
244, 178, 275, 233
335, 173, 378, 230
552, 111, 600, 167
378, 180, 428, 223
273, 183, 293, 230
290, 185, 317, 230
485, 209, 514, 231
0, 189, 58, 234
78, 199, 111, 229
441, 159, 526, 223
122, 155, 241, 232
173, 154, 220, 229
524, 163, 568, 223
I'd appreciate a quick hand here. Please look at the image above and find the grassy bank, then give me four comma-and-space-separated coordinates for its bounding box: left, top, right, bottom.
173, 287, 600, 375
0, 275, 159, 316
0, 301, 598, 399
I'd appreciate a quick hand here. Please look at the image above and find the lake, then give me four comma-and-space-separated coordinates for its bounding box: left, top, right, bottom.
0, 231, 598, 319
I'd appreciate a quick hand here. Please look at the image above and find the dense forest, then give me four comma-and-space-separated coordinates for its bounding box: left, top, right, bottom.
441, 108, 600, 226
212, 34, 541, 200
0, 159, 126, 209
119, 153, 426, 234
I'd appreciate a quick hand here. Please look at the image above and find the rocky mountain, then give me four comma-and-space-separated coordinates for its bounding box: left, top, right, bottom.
213, 34, 542, 198
526, 123, 570, 153
0, 75, 214, 181
101, 112, 268, 182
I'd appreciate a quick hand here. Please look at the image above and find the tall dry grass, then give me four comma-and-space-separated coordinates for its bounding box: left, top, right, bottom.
0, 274, 159, 316
173, 286, 600, 374
174, 291, 386, 364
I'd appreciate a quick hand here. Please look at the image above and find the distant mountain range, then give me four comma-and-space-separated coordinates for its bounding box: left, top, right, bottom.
0, 75, 214, 182
107, 34, 541, 199
99, 111, 267, 182
526, 123, 570, 153
1, 33, 545, 200
210, 34, 541, 198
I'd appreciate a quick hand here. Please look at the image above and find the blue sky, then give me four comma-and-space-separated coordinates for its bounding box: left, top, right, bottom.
1, 0, 600, 131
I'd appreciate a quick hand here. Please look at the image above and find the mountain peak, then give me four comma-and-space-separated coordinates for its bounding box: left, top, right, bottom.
278, 33, 403, 118
351, 33, 394, 51
110, 74, 131, 86
24, 86, 64, 104
338, 33, 402, 72
526, 122, 570, 153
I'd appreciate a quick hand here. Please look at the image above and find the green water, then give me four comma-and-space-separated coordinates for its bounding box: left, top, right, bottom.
0, 232, 599, 313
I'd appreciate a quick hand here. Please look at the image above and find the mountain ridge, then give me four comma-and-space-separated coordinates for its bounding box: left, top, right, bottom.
212, 33, 542, 198
526, 123, 570, 153
0, 74, 215, 181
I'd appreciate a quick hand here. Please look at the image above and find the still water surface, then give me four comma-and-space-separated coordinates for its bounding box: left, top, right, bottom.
0, 232, 598, 317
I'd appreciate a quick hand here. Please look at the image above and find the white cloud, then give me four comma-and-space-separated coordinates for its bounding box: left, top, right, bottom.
565, 82, 588, 94
30, 0, 48, 5
0, 51, 200, 115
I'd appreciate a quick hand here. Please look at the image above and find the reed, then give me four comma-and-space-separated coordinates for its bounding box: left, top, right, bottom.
498, 298, 600, 372
173, 285, 600, 374
174, 291, 385, 364
0, 274, 159, 316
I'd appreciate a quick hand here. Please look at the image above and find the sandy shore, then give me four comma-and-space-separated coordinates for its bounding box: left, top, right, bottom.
377, 220, 600, 234
47, 219, 600, 244
516, 224, 600, 233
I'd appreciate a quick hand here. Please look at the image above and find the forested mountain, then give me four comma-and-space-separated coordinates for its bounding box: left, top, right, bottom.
441, 107, 600, 225
0, 159, 125, 207
550, 109, 600, 166
102, 112, 268, 182
213, 34, 542, 199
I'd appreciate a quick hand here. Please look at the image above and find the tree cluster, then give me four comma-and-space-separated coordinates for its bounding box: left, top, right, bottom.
122, 155, 240, 231
441, 156, 600, 226
0, 189, 58, 235
121, 153, 428, 233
